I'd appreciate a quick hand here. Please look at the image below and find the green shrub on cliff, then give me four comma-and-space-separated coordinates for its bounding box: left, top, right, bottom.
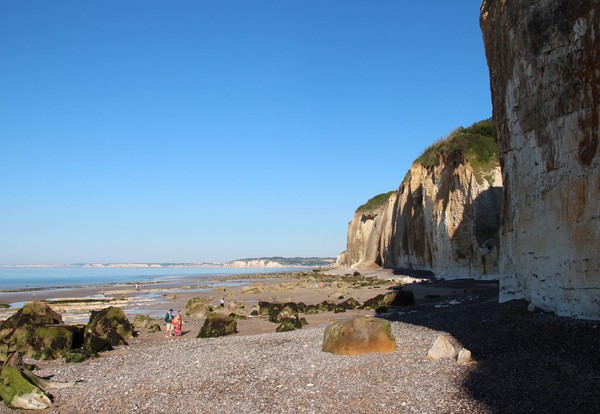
415, 118, 498, 183
356, 191, 395, 214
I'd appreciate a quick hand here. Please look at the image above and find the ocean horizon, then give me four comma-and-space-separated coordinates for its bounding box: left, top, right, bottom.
0, 266, 305, 291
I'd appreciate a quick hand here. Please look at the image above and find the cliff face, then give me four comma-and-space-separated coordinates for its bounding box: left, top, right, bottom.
386, 158, 502, 279
481, 1, 600, 319
336, 192, 397, 269
224, 259, 284, 268
337, 134, 503, 280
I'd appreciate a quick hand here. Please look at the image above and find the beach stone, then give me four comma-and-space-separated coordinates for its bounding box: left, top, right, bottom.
184, 297, 214, 319
425, 335, 457, 360
322, 316, 396, 356
0, 302, 85, 360
456, 348, 472, 365
83, 306, 136, 354
198, 313, 237, 338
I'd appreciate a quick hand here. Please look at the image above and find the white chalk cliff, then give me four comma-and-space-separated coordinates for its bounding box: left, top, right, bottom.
481, 0, 600, 319
337, 121, 503, 280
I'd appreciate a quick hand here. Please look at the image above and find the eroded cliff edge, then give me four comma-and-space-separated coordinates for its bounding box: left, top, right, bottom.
337, 120, 503, 280
481, 0, 600, 319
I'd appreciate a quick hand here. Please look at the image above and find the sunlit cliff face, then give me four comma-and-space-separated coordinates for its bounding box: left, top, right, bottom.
481, 0, 600, 319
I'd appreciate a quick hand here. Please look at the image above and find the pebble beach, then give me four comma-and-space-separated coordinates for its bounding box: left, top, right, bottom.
1, 269, 599, 413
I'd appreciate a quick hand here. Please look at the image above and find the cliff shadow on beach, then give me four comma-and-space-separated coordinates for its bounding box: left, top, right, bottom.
382, 278, 600, 413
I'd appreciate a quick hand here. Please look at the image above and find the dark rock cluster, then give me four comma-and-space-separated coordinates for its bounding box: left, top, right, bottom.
258, 288, 415, 331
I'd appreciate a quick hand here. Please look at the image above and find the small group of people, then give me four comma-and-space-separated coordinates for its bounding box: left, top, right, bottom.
164, 308, 183, 337
219, 297, 237, 310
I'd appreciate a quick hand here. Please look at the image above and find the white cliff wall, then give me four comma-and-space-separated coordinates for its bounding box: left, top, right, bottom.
337, 154, 502, 280
336, 192, 397, 269
481, 0, 600, 319
386, 156, 502, 279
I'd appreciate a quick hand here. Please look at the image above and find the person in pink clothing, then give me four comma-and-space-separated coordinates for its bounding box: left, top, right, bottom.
172, 310, 183, 336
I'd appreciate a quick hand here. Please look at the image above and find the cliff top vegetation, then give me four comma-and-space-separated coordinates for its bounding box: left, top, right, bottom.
414, 118, 498, 184
356, 191, 395, 214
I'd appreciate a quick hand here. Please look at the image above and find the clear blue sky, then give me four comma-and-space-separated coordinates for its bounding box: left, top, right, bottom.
0, 1, 491, 265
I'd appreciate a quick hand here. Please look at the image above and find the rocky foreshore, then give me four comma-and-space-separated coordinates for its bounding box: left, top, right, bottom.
0, 273, 598, 413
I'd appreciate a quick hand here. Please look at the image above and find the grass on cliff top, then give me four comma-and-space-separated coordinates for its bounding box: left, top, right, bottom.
415, 119, 499, 183
356, 191, 395, 214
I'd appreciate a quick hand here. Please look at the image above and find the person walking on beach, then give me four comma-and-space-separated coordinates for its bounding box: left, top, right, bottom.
173, 310, 183, 336
164, 309, 174, 338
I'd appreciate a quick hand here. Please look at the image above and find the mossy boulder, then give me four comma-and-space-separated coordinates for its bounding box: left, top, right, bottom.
133, 314, 162, 333
63, 349, 95, 364
361, 289, 415, 310
197, 313, 237, 338
0, 302, 63, 330
0, 302, 84, 360
276, 316, 308, 332
184, 297, 214, 319
83, 306, 135, 354
0, 366, 52, 409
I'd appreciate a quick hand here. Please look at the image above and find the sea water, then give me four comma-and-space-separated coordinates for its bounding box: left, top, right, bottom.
0, 267, 303, 291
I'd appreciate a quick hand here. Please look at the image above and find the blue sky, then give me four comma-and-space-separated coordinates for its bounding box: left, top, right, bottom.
0, 1, 491, 264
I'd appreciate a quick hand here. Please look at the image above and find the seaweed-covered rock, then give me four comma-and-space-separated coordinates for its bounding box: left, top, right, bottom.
322, 316, 396, 356
276, 316, 308, 332
0, 302, 63, 330
0, 352, 75, 409
197, 313, 237, 338
84, 307, 135, 354
361, 289, 415, 310
315, 300, 337, 313
0, 366, 52, 409
338, 297, 361, 310
0, 302, 84, 360
133, 314, 162, 333
63, 349, 94, 364
184, 297, 214, 319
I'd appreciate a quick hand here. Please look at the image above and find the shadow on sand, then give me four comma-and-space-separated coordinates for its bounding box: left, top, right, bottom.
382, 278, 600, 413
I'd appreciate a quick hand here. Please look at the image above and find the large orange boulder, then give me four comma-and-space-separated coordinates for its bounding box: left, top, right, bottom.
322, 316, 396, 356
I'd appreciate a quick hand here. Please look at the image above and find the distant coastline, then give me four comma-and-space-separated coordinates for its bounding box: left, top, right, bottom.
0, 257, 336, 269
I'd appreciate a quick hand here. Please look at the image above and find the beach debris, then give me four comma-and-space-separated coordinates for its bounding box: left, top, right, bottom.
425, 335, 457, 360
0, 352, 75, 410
0, 301, 85, 361
456, 348, 472, 365
198, 312, 237, 338
184, 297, 214, 319
322, 316, 396, 356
